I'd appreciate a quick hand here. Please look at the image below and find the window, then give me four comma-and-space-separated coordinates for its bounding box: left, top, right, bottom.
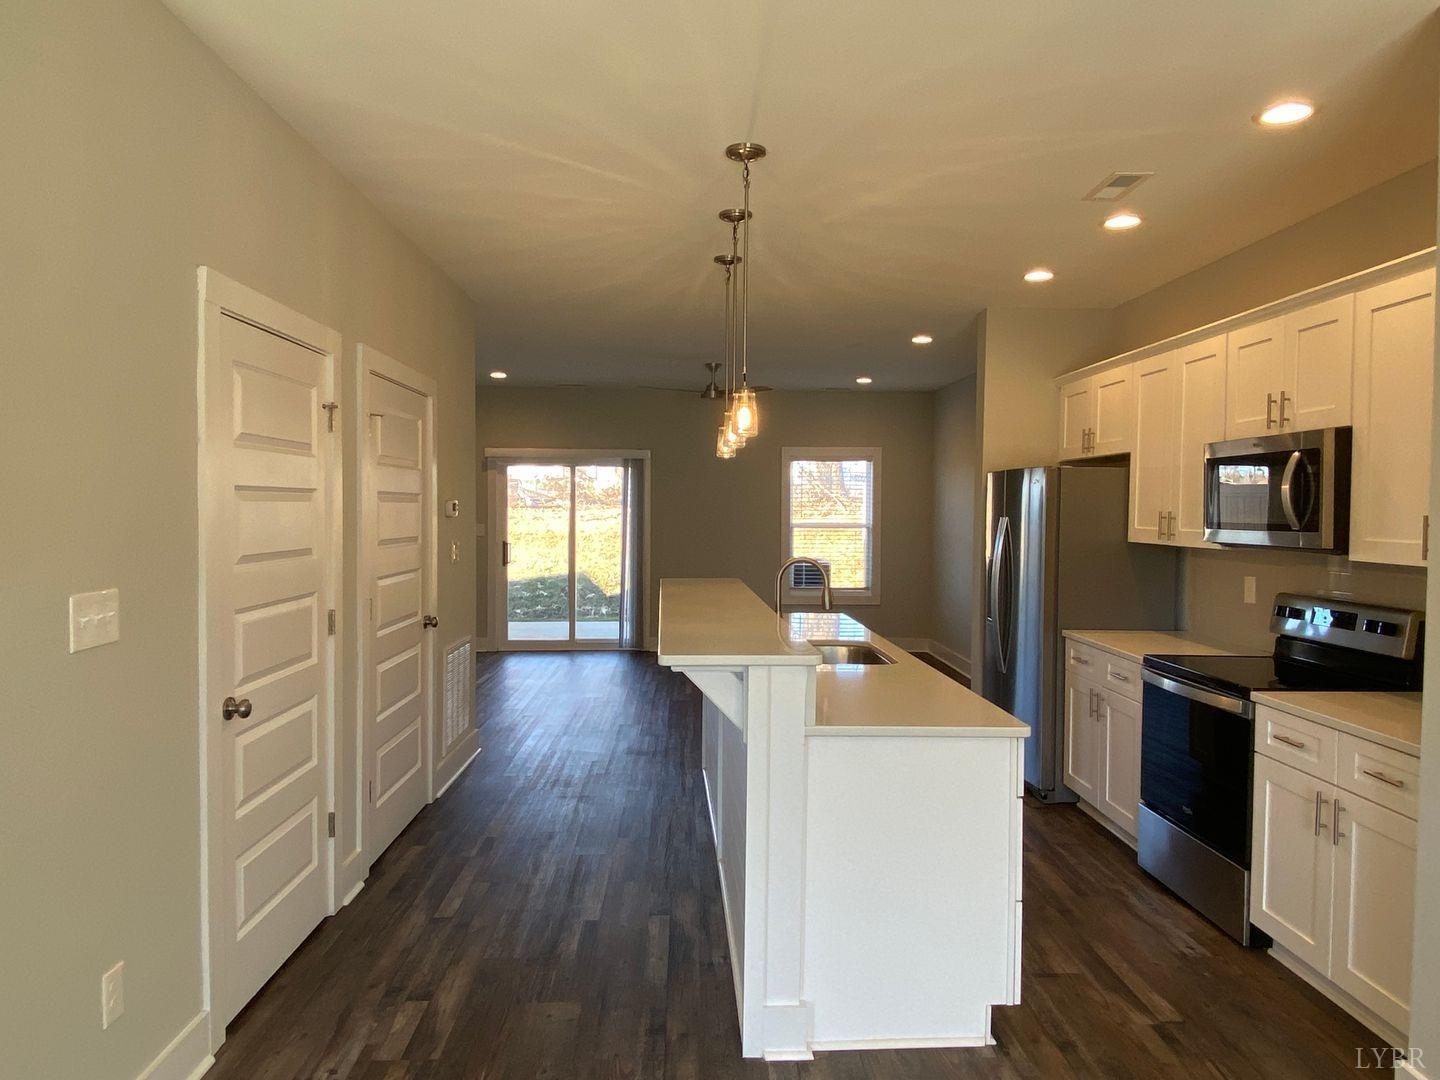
781, 447, 881, 604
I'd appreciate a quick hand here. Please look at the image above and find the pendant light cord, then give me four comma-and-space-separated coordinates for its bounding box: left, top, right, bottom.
740, 160, 751, 388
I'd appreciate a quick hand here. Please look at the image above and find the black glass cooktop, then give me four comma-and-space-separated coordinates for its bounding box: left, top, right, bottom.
1140, 650, 1411, 698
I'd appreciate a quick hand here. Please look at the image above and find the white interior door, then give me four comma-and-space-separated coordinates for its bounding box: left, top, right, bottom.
362, 361, 436, 863
200, 273, 338, 1031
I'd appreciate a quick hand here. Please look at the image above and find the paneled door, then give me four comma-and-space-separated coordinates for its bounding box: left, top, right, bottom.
1099, 691, 1141, 835
360, 354, 437, 866
199, 270, 339, 1031
1128, 351, 1175, 544
1225, 316, 1284, 438
1251, 755, 1333, 973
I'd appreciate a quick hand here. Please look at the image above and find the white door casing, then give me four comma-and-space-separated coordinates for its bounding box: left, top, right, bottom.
198, 268, 340, 1036
357, 347, 438, 871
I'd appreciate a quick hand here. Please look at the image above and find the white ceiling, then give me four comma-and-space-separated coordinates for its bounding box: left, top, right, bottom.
165, 1, 1438, 389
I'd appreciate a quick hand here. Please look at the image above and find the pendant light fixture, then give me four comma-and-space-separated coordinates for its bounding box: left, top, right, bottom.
726, 142, 765, 439
713, 249, 739, 459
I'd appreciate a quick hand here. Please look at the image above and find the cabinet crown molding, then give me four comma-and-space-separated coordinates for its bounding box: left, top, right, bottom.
1054, 247, 1437, 387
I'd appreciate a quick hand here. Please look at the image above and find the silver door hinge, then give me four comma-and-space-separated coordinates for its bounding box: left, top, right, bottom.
327, 609, 337, 636
327, 812, 336, 838
321, 401, 339, 432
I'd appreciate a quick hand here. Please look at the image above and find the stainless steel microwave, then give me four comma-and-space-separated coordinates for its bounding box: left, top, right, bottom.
1203, 427, 1351, 552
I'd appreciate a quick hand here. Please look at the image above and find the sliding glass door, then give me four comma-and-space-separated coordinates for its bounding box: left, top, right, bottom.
500, 459, 635, 648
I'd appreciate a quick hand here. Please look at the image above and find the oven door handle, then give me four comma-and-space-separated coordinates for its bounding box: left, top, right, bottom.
1141, 669, 1255, 718
1280, 450, 1308, 532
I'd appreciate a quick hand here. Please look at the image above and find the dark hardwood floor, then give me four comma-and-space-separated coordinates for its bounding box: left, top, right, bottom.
208, 651, 1386, 1079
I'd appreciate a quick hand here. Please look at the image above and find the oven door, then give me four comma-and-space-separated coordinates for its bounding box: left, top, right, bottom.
1139, 673, 1255, 867
1203, 427, 1350, 551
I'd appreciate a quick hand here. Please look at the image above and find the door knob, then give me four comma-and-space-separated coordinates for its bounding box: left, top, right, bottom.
423, 615, 439, 629
222, 696, 252, 721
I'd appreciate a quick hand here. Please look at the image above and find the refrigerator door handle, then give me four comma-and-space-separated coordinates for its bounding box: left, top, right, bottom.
989, 515, 1010, 674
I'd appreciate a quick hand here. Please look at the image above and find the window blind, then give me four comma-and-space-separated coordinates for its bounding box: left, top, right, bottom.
787, 457, 874, 590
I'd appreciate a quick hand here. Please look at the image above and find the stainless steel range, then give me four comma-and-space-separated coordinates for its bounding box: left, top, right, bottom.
1137, 593, 1423, 944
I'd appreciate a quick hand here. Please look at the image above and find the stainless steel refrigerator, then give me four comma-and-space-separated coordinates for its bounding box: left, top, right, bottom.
981, 464, 1178, 802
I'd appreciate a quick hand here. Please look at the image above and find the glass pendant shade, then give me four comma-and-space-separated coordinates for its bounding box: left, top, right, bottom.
733, 386, 759, 438
716, 424, 735, 459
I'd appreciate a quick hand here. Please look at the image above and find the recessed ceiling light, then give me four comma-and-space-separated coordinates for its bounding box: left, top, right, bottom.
1103, 211, 1143, 231
855, 376, 873, 385
489, 370, 508, 379
911, 334, 933, 345
1257, 100, 1315, 127
1024, 267, 1055, 283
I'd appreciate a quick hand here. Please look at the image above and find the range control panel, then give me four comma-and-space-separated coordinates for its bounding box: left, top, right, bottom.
1270, 593, 1423, 660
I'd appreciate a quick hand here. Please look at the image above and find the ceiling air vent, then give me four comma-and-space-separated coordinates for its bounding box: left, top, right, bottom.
1082, 172, 1154, 202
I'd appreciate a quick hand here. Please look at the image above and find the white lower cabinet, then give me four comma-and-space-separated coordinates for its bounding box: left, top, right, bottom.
1063, 649, 1140, 838
1250, 706, 1418, 1037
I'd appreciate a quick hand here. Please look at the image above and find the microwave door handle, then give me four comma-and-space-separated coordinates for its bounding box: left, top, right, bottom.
1280, 450, 1306, 531
989, 516, 1009, 674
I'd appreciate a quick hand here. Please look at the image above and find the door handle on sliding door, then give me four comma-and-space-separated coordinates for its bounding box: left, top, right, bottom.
502, 540, 512, 566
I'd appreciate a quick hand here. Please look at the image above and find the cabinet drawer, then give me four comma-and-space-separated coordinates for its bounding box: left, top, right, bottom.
1066, 638, 1102, 676
1255, 705, 1337, 781
1102, 654, 1142, 702
1337, 734, 1420, 819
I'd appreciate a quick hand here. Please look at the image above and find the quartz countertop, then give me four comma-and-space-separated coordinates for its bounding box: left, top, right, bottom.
1252, 690, 1423, 756
789, 612, 1029, 738
656, 578, 1027, 738
1063, 629, 1232, 663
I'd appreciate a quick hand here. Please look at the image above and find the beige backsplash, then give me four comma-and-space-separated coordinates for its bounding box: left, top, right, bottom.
1180, 548, 1427, 653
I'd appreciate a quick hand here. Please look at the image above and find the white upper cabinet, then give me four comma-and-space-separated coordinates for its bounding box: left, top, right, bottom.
1058, 377, 1093, 461
1284, 294, 1353, 431
1225, 317, 1285, 438
1058, 366, 1133, 461
1350, 267, 1435, 567
1126, 334, 1226, 547
1128, 351, 1176, 544
1172, 335, 1227, 546
1090, 365, 1134, 456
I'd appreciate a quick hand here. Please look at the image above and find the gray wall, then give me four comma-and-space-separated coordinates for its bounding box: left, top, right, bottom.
931, 377, 978, 664
476, 387, 937, 643
1, 2, 478, 1076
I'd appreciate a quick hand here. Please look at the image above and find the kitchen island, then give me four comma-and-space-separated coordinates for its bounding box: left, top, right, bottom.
657, 578, 1028, 1060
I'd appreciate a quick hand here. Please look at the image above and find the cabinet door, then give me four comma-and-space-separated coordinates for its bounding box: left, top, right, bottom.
1225, 317, 1285, 438
1330, 792, 1416, 1034
1058, 377, 1095, 461
1350, 269, 1435, 567
1098, 691, 1141, 836
1172, 334, 1227, 547
1063, 676, 1099, 804
1090, 365, 1134, 456
1128, 352, 1176, 544
1251, 756, 1333, 973
1283, 294, 1353, 431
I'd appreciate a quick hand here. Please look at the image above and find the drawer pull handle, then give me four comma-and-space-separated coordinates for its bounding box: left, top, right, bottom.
1362, 769, 1405, 789
1109, 671, 1130, 682
1074, 655, 1091, 665
1273, 734, 1306, 750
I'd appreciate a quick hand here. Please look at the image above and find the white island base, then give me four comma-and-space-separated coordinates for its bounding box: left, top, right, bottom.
659, 579, 1028, 1060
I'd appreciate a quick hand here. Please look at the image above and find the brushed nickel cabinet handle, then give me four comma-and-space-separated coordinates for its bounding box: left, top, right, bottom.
1362, 769, 1404, 788
1265, 393, 1277, 429
1279, 390, 1292, 427
1314, 791, 1330, 837
1109, 671, 1131, 683
1332, 799, 1344, 845
1273, 734, 1306, 750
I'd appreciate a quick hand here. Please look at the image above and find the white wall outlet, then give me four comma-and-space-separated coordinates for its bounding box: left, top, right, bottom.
1242, 576, 1257, 605
69, 588, 120, 653
450, 541, 460, 563
101, 961, 124, 1028
444, 498, 461, 518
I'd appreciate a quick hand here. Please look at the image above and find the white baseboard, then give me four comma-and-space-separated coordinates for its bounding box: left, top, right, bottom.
473, 635, 495, 654
1397, 1057, 1429, 1079
435, 743, 481, 799
810, 1034, 989, 1052
1267, 943, 1408, 1050
341, 878, 366, 907
891, 638, 971, 678
137, 1010, 213, 1080
1074, 798, 1138, 850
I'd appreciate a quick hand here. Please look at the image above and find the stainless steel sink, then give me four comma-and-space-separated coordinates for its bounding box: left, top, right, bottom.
808, 640, 894, 666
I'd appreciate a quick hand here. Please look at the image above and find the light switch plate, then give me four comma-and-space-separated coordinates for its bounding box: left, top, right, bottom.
70, 589, 120, 653
1242, 576, 1257, 605
101, 961, 124, 1028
